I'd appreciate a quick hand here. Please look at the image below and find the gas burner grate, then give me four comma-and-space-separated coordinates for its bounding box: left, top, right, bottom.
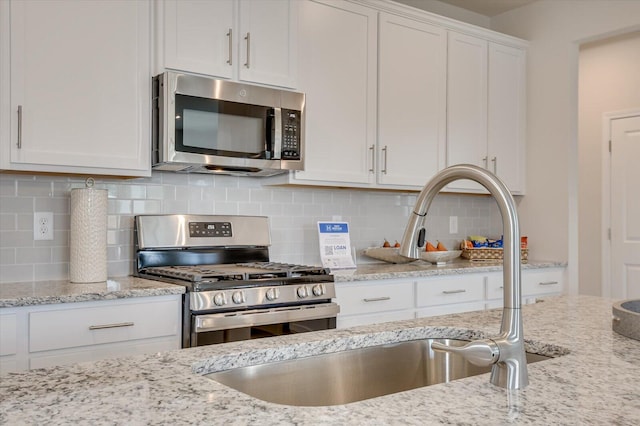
142, 265, 244, 283
238, 262, 329, 276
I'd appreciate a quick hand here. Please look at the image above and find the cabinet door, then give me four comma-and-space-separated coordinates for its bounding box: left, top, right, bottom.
238, 0, 297, 88
292, 0, 377, 184
377, 13, 446, 187
163, 0, 235, 79
488, 42, 526, 194
446, 31, 487, 192
6, 0, 151, 176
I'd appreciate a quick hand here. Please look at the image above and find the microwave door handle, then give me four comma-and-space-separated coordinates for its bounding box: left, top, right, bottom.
270, 107, 282, 160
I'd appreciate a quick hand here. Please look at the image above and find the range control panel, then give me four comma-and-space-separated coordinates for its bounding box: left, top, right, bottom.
189, 222, 232, 238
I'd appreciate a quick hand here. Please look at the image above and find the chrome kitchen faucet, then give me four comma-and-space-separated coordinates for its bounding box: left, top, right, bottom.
399, 164, 528, 390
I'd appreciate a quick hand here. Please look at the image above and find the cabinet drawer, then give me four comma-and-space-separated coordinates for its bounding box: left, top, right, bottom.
416, 275, 484, 307
523, 269, 563, 296
29, 298, 180, 353
337, 310, 415, 329
0, 313, 18, 356
336, 280, 414, 316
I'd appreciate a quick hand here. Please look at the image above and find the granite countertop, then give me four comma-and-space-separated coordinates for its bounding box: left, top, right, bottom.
1, 295, 638, 425
0, 261, 564, 308
0, 276, 185, 308
333, 259, 566, 282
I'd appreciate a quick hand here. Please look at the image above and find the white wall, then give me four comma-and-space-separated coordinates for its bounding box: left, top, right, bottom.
578, 32, 640, 296
490, 0, 640, 294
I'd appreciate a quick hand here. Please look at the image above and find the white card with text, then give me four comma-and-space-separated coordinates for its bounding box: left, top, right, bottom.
317, 222, 356, 270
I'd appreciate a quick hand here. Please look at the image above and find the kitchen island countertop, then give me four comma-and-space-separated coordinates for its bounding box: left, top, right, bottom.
1, 295, 638, 425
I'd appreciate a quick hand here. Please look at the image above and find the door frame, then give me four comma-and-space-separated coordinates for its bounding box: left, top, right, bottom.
601, 109, 640, 297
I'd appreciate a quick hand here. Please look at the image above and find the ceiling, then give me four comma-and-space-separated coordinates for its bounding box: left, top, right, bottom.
396, 0, 539, 17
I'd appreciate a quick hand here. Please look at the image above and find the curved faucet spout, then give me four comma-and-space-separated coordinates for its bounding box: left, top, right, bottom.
400, 164, 528, 389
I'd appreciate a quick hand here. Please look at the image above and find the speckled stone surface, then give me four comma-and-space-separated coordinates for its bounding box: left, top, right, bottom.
333, 259, 566, 282
0, 276, 185, 308
1, 295, 638, 425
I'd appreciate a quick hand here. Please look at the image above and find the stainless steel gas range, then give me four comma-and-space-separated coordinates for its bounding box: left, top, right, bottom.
134, 214, 339, 348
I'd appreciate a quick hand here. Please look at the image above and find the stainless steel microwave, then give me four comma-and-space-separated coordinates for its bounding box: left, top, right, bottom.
152, 72, 305, 176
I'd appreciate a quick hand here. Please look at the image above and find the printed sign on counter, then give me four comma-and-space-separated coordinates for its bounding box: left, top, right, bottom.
317, 222, 356, 270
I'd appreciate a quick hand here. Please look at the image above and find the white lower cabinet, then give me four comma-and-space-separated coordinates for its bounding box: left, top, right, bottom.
0, 295, 182, 374
486, 268, 565, 308
335, 279, 414, 328
415, 275, 485, 318
335, 268, 564, 328
0, 312, 18, 373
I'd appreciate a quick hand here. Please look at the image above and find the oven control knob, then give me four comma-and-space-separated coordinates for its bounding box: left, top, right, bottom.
265, 287, 280, 301
312, 284, 325, 297
213, 292, 227, 306
296, 286, 308, 299
231, 291, 245, 305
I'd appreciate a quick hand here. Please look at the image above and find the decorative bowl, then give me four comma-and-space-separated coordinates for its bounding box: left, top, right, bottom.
420, 250, 462, 265
362, 247, 415, 264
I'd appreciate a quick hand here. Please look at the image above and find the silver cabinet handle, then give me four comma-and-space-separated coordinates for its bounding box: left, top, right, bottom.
17, 105, 23, 149
244, 32, 251, 68
226, 28, 233, 65
482, 156, 488, 168
363, 296, 391, 302
491, 156, 497, 173
442, 289, 467, 294
381, 145, 388, 174
369, 145, 375, 173
89, 322, 134, 330
539, 281, 558, 286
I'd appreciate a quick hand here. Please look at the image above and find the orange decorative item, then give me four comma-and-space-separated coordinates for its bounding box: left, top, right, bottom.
383, 239, 391, 248
426, 241, 438, 252
521, 236, 528, 249
436, 241, 447, 251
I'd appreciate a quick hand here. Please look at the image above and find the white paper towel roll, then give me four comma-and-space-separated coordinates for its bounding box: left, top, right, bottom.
70, 179, 108, 283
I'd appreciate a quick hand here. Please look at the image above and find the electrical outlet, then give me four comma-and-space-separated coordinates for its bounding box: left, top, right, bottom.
34, 212, 54, 240
449, 216, 458, 234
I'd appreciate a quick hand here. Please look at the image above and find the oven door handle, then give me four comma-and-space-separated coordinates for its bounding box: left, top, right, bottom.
194, 303, 340, 333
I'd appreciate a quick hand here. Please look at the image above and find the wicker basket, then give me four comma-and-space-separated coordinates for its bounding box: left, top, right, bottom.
461, 247, 528, 263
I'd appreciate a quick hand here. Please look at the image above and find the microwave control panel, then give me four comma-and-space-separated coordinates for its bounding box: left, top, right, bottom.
281, 109, 301, 160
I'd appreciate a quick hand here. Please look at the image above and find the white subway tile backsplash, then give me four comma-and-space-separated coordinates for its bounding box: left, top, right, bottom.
16, 247, 52, 264
16, 180, 53, 197
0, 248, 16, 264
1, 264, 34, 282
0, 214, 15, 231
34, 263, 68, 281
0, 198, 33, 214
0, 172, 503, 283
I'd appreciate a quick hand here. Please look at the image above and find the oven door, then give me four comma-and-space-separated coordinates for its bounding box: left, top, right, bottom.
191, 302, 339, 347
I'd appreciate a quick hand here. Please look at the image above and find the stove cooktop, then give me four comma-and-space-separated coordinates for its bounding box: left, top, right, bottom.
140, 262, 332, 292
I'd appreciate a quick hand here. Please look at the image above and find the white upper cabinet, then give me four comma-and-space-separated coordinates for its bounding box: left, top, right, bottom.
377, 13, 446, 187
487, 43, 526, 194
1, 0, 151, 177
446, 31, 526, 194
290, 0, 377, 184
160, 0, 297, 88
446, 31, 489, 192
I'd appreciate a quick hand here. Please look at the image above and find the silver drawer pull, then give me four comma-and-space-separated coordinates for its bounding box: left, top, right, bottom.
363, 297, 391, 302
539, 281, 558, 286
89, 322, 134, 330
442, 289, 467, 294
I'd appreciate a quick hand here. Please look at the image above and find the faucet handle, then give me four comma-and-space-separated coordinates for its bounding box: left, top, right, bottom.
431, 339, 500, 367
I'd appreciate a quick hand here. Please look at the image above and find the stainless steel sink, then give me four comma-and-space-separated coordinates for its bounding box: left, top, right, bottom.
206, 338, 551, 406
